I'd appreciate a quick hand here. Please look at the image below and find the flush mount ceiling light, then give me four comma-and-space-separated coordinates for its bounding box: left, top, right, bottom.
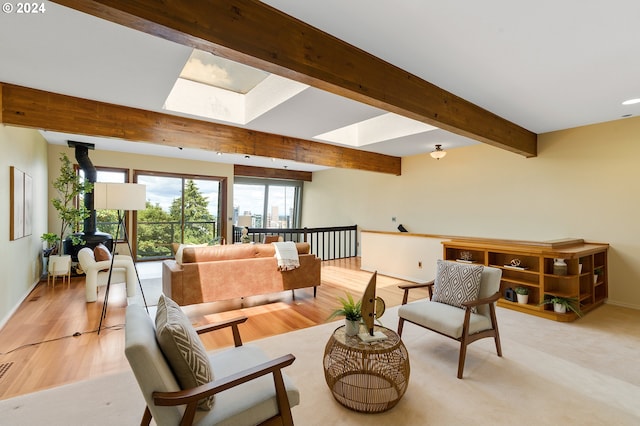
622, 98, 640, 105
430, 144, 447, 160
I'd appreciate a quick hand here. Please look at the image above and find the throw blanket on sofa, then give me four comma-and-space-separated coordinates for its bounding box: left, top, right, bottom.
273, 241, 300, 271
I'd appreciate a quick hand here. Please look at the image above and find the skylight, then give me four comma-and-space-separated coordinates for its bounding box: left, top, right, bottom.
164, 49, 308, 125
180, 50, 269, 94
314, 113, 438, 147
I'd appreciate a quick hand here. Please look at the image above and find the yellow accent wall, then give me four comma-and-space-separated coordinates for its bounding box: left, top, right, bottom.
302, 116, 640, 309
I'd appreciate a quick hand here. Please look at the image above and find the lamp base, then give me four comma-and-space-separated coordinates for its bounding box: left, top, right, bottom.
358, 331, 388, 343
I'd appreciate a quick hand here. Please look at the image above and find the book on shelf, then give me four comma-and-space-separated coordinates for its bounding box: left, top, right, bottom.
504, 264, 528, 270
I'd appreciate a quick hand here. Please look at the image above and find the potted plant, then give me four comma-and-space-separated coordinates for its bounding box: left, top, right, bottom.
328, 292, 362, 336
593, 267, 603, 284
539, 296, 582, 316
514, 286, 529, 304
50, 152, 93, 252
41, 232, 61, 257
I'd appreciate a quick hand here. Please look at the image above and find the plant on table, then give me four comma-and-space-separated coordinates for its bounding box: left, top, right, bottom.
41, 232, 61, 257
328, 292, 362, 336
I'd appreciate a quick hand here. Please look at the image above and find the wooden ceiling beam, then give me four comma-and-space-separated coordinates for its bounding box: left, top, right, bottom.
51, 0, 537, 157
234, 165, 312, 182
0, 83, 401, 175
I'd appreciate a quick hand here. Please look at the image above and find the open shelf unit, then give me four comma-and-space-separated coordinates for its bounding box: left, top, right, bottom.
443, 238, 608, 322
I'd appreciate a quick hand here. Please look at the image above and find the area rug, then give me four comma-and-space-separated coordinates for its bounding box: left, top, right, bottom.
1, 306, 639, 425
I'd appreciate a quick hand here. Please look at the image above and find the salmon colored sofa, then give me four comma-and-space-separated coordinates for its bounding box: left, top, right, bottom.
162, 242, 321, 305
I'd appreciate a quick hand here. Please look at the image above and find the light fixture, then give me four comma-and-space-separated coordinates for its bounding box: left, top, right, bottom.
93, 183, 147, 334
622, 98, 640, 105
430, 144, 447, 160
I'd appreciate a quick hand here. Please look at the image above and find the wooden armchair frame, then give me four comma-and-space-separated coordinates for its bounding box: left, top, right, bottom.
139, 316, 295, 426
397, 279, 502, 379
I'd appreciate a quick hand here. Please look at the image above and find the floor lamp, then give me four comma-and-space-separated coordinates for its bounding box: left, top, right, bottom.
94, 182, 147, 334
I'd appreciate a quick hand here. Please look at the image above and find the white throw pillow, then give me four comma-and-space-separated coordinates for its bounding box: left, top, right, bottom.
432, 260, 483, 312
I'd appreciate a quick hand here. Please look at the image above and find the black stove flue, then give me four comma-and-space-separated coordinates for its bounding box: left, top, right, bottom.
64, 141, 113, 260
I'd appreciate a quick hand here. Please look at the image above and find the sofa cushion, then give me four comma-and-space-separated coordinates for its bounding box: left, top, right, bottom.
175, 243, 207, 265
94, 243, 111, 262
182, 242, 312, 264
155, 294, 214, 410
432, 260, 483, 312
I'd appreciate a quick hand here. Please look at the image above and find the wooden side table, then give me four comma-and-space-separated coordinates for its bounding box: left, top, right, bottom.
323, 325, 410, 413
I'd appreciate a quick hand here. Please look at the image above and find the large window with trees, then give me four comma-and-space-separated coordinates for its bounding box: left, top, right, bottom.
135, 171, 226, 261
233, 177, 302, 228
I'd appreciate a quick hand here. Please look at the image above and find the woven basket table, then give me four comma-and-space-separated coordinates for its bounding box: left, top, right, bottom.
323, 325, 410, 413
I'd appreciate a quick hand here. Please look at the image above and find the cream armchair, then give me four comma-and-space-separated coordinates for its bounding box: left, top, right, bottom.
78, 247, 137, 302
397, 261, 503, 379
125, 296, 299, 425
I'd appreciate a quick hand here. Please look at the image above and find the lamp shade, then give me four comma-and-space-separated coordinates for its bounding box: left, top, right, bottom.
430, 144, 447, 160
237, 215, 252, 227
94, 183, 146, 211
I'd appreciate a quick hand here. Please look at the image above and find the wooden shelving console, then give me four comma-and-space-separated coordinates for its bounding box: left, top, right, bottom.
442, 238, 608, 322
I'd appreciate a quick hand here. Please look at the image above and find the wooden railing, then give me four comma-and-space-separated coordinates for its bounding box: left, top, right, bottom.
233, 225, 358, 261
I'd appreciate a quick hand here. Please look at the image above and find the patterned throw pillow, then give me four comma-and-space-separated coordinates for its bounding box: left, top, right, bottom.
432, 260, 483, 313
155, 295, 214, 410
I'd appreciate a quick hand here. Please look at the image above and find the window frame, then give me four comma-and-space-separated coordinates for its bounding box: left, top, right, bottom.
233, 177, 303, 228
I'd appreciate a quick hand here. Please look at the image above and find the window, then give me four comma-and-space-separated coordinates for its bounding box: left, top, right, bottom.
134, 171, 226, 261
233, 177, 302, 228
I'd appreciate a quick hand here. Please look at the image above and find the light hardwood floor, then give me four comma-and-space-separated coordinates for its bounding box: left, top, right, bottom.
0, 257, 425, 400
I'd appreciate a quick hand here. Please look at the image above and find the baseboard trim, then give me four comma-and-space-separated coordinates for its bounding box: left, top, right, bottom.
604, 300, 640, 311
0, 278, 40, 331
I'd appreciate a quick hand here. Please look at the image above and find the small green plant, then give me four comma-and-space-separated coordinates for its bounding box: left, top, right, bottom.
539, 296, 582, 317
40, 232, 61, 257
514, 286, 529, 295
593, 267, 603, 276
327, 292, 362, 321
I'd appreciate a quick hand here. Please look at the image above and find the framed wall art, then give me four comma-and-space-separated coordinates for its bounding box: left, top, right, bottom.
10, 166, 32, 240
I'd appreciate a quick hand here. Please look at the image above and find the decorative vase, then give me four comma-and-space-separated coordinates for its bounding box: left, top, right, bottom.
593, 274, 599, 284
516, 294, 529, 304
553, 303, 567, 314
345, 320, 360, 336
553, 258, 568, 275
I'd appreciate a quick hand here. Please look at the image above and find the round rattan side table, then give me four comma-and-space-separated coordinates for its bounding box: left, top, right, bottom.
323, 325, 410, 413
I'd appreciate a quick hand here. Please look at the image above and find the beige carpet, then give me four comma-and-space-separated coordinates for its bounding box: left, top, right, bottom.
1, 305, 639, 425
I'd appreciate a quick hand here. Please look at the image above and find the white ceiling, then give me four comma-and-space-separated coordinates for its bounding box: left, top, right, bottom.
2, 1, 640, 172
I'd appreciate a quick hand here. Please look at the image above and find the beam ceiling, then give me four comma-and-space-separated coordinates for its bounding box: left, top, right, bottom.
0, 83, 401, 175
51, 0, 537, 157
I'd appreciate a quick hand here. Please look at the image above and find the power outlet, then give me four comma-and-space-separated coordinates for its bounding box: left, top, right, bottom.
392, 216, 397, 222
418, 261, 423, 268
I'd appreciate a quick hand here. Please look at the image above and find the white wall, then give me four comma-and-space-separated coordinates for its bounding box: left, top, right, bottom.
361, 232, 444, 282
302, 116, 640, 309
0, 125, 48, 327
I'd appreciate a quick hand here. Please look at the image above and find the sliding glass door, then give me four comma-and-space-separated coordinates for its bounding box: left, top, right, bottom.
233, 177, 302, 228
135, 172, 225, 261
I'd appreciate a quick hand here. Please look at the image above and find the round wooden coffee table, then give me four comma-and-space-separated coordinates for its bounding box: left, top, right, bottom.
323, 325, 410, 413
